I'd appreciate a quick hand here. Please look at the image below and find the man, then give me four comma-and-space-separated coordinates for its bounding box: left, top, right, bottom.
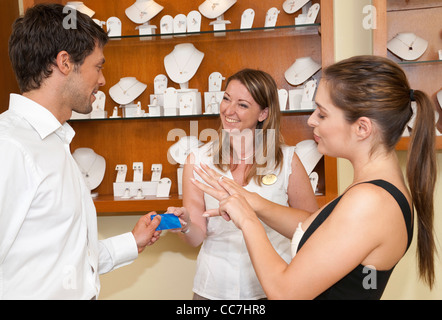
0, 3, 161, 299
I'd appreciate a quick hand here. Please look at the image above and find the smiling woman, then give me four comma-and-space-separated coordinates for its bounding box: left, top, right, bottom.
167, 68, 318, 300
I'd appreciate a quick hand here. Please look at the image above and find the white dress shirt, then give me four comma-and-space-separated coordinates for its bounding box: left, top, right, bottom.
0, 94, 138, 299
191, 142, 295, 300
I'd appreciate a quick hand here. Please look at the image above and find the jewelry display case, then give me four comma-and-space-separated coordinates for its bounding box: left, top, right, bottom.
22, 0, 338, 215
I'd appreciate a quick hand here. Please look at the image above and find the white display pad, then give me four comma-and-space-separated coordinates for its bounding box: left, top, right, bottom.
160, 15, 173, 34
164, 43, 204, 85
187, 10, 202, 32
387, 33, 428, 61
109, 77, 147, 105
284, 56, 321, 85
198, 0, 237, 19
72, 148, 106, 190
125, 0, 164, 24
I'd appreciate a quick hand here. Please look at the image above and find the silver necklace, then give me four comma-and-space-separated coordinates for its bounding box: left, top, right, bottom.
395, 34, 417, 51
134, 1, 154, 19
80, 153, 98, 178
172, 49, 195, 75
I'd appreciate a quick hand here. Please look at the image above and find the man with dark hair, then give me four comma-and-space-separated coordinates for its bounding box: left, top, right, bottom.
0, 4, 161, 299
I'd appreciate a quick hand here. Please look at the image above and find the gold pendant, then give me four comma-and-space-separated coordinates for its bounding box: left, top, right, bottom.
262, 174, 277, 185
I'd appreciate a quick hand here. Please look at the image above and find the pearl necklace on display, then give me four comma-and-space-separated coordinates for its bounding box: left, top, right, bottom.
118, 79, 139, 96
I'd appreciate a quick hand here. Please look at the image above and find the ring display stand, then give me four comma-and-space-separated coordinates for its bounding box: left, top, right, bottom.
204, 71, 225, 114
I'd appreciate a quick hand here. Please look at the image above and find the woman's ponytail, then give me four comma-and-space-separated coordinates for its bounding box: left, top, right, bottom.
407, 89, 437, 289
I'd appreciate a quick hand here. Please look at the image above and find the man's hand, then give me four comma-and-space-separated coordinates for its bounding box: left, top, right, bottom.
132, 212, 162, 253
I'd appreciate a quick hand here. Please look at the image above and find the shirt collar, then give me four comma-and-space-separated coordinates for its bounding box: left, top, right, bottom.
9, 93, 75, 144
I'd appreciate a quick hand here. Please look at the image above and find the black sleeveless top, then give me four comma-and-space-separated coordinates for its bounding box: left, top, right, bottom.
297, 180, 413, 300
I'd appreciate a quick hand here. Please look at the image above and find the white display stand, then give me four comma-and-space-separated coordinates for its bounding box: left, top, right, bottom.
136, 22, 157, 38
106, 17, 122, 37
387, 33, 428, 61
204, 71, 225, 114
113, 161, 171, 199
72, 148, 106, 195
91, 90, 107, 119
160, 15, 174, 38
187, 10, 202, 33
209, 16, 231, 35
265, 8, 280, 28
240, 9, 255, 29
66, 1, 95, 17
285, 56, 321, 85
125, 0, 164, 24
174, 14, 187, 35
278, 89, 288, 111
164, 43, 204, 88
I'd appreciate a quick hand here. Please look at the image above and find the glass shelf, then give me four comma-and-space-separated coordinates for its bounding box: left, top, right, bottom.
107, 23, 321, 46
68, 109, 315, 123
398, 59, 442, 66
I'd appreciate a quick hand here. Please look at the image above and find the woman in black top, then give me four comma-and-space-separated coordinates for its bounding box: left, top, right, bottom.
191, 55, 437, 299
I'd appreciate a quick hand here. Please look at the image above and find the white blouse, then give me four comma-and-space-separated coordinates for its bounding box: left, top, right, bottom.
191, 142, 296, 300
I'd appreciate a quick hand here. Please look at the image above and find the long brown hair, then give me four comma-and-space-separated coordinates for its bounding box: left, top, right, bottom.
323, 55, 437, 288
213, 69, 285, 185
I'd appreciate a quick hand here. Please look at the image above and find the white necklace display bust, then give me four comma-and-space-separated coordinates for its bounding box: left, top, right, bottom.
109, 77, 147, 105
284, 56, 321, 85
125, 0, 164, 24
164, 43, 205, 87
